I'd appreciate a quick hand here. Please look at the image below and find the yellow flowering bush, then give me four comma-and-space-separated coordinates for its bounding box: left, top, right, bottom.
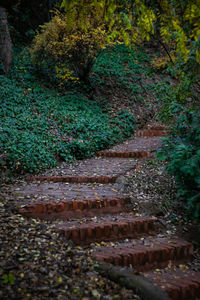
31, 11, 115, 84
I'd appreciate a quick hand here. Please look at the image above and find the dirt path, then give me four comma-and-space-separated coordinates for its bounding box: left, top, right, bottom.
1, 125, 200, 300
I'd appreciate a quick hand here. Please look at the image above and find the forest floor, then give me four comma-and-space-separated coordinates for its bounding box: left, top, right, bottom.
1, 45, 200, 300
1, 128, 200, 300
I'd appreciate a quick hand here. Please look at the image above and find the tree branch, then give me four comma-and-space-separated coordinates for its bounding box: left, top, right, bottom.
95, 262, 170, 300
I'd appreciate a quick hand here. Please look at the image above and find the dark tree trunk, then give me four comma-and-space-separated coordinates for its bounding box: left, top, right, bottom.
0, 7, 12, 75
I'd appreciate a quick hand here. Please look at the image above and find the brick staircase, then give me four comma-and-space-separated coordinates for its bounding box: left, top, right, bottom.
13, 125, 200, 300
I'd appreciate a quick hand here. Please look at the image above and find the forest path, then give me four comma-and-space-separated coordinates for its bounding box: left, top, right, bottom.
10, 125, 200, 300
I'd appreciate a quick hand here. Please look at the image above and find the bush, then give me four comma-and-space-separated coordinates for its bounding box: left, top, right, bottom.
155, 51, 200, 123
31, 11, 115, 84
158, 110, 200, 218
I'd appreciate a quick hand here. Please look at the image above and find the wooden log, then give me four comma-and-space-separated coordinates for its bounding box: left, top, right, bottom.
95, 262, 170, 300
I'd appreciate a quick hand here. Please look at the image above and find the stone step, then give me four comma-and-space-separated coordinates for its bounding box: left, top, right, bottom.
94, 238, 193, 272
56, 216, 156, 244
26, 157, 138, 182
144, 269, 200, 300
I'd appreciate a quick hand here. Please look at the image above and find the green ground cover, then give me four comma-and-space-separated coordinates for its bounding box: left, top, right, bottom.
1, 45, 147, 174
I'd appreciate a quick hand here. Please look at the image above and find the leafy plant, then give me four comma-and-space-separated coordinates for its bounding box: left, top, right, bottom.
2, 273, 15, 285
0, 47, 136, 174
31, 10, 116, 84
61, 0, 200, 66
156, 71, 199, 123
158, 110, 200, 218
91, 44, 154, 99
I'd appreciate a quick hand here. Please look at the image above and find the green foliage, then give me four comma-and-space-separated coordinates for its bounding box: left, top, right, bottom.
31, 9, 117, 84
0, 48, 135, 174
156, 77, 189, 122
61, 0, 200, 78
31, 0, 165, 85
91, 44, 154, 100
155, 58, 199, 122
2, 273, 15, 285
158, 110, 200, 218
61, 0, 134, 45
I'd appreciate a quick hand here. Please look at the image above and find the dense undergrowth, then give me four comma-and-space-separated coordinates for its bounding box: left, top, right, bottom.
1, 40, 200, 219
155, 59, 200, 219
91, 44, 152, 98
1, 44, 152, 175
158, 110, 200, 218
0, 79, 135, 174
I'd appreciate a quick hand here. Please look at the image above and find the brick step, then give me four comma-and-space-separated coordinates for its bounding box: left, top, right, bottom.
144, 269, 200, 300
96, 150, 151, 158
27, 157, 138, 181
135, 129, 168, 137
146, 125, 168, 131
19, 196, 130, 220
94, 238, 193, 272
97, 137, 162, 155
12, 183, 127, 220
26, 175, 118, 183
56, 216, 156, 244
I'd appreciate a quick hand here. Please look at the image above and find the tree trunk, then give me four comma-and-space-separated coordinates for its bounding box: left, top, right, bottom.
0, 7, 13, 75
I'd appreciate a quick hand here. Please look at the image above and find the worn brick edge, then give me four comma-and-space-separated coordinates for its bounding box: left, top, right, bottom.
146, 270, 200, 300
26, 175, 118, 183
94, 240, 193, 272
146, 125, 168, 130
57, 217, 156, 244
135, 129, 168, 137
96, 150, 151, 158
19, 197, 130, 220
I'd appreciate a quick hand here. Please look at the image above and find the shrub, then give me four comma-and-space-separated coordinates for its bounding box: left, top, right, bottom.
156, 71, 199, 123
158, 110, 200, 218
30, 11, 115, 84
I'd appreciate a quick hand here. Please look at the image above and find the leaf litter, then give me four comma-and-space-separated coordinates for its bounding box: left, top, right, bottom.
0, 187, 140, 300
